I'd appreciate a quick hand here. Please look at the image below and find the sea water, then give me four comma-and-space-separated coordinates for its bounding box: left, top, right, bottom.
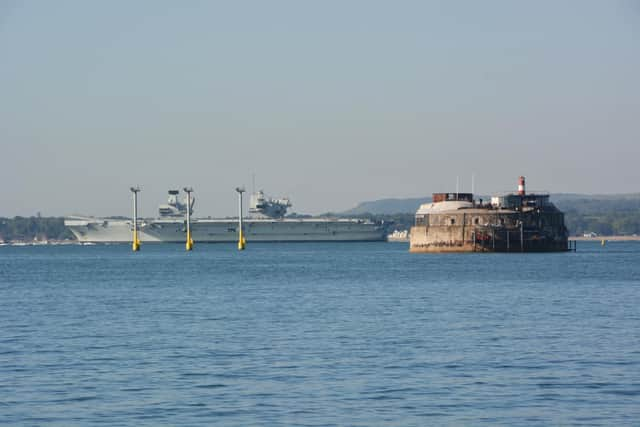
1, 242, 639, 426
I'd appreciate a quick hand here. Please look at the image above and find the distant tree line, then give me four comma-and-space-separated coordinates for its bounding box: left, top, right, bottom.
332, 212, 416, 234
555, 197, 640, 236
0, 217, 74, 242
563, 211, 640, 236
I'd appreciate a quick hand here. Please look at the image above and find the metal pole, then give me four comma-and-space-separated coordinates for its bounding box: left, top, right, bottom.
236, 187, 246, 250
133, 192, 137, 234
184, 187, 193, 251
471, 173, 475, 196
130, 187, 140, 252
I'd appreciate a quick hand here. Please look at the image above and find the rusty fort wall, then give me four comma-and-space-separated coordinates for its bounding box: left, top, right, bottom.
410, 209, 568, 252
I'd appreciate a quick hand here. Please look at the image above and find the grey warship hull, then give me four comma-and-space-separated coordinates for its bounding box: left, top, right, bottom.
65, 217, 385, 243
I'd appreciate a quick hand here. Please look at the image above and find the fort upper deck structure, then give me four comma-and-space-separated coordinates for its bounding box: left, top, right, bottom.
409, 177, 570, 253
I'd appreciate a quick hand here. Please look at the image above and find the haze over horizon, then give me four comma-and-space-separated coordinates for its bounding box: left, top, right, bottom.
1, 1, 639, 218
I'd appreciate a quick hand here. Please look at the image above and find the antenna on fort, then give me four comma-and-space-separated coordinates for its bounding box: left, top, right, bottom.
456, 176, 460, 198
472, 173, 475, 195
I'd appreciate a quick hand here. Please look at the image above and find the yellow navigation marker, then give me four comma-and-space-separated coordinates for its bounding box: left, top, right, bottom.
130, 187, 141, 252
238, 229, 246, 250
186, 231, 193, 251
184, 187, 194, 251
132, 231, 140, 252
236, 187, 246, 251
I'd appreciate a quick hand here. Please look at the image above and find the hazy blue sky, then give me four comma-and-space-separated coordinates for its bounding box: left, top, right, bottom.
1, 1, 639, 217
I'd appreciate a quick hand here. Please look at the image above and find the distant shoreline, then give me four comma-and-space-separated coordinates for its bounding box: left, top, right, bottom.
572, 235, 640, 242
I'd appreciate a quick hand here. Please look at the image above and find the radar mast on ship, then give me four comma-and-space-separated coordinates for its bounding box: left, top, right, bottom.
158, 190, 194, 218
249, 191, 291, 219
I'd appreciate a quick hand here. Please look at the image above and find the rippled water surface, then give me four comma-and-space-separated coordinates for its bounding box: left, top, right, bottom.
1, 242, 639, 425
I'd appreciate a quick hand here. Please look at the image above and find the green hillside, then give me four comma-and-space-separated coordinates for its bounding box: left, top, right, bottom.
342, 197, 431, 215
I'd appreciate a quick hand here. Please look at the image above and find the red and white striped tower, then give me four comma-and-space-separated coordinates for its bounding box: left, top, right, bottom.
518, 176, 526, 196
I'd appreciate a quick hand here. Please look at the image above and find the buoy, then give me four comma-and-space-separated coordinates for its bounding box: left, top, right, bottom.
601, 239, 606, 246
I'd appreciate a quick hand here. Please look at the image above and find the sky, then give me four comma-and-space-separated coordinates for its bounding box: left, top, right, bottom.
1, 0, 639, 217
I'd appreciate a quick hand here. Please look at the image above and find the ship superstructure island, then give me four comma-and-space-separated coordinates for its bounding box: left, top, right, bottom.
409, 177, 570, 253
65, 189, 386, 243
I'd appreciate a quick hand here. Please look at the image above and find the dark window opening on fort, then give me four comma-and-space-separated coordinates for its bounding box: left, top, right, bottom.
450, 218, 455, 225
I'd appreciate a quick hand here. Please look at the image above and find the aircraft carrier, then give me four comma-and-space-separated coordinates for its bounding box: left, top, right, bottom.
65, 190, 386, 243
